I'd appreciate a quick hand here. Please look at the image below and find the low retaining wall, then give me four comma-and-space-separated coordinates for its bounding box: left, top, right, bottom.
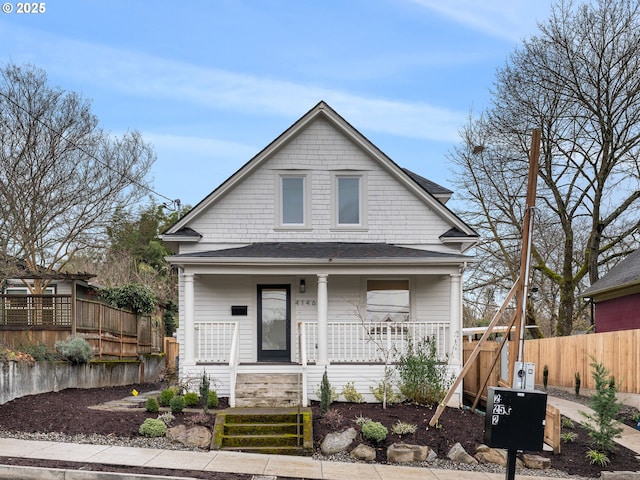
0, 354, 164, 405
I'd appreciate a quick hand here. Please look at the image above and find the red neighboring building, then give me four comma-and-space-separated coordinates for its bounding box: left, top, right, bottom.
582, 248, 640, 333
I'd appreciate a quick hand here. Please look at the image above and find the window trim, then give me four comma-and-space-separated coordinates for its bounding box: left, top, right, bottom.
274, 171, 312, 230
331, 172, 368, 230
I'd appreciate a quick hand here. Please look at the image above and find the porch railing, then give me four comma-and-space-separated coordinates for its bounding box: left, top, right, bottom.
193, 320, 449, 364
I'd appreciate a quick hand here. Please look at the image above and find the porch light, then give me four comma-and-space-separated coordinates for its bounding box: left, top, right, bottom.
299, 279, 306, 293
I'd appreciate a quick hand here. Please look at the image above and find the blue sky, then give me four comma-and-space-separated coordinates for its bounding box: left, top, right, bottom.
0, 0, 557, 209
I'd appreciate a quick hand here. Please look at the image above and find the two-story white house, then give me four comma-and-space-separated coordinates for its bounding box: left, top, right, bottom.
162, 101, 477, 407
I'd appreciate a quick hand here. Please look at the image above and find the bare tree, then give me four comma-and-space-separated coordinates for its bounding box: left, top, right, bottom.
451, 0, 640, 335
0, 63, 155, 293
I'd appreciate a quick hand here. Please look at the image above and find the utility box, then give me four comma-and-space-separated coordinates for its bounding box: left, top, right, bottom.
484, 387, 547, 451
512, 361, 535, 390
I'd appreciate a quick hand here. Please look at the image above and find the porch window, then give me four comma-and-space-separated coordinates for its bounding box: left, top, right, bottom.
366, 280, 410, 322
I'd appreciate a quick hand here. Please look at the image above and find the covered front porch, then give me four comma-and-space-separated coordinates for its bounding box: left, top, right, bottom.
177, 268, 463, 407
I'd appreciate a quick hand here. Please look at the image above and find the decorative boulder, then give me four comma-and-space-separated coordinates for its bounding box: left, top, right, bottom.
320, 427, 358, 455
474, 444, 523, 468
522, 453, 551, 469
167, 424, 212, 449
447, 442, 478, 465
350, 443, 376, 461
387, 443, 430, 463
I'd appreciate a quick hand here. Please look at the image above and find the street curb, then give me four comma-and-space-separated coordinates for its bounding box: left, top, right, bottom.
601, 472, 640, 480
0, 464, 200, 480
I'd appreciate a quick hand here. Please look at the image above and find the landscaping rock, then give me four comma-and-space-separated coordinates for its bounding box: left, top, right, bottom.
447, 442, 478, 465
320, 427, 357, 455
474, 444, 525, 468
387, 443, 430, 463
521, 453, 551, 469
167, 424, 212, 449
350, 443, 376, 461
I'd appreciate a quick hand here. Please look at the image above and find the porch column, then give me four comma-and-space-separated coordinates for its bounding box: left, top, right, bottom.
183, 272, 195, 366
449, 273, 462, 368
317, 273, 329, 365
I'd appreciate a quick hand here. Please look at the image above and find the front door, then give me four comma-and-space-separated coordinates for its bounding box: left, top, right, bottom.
257, 285, 291, 362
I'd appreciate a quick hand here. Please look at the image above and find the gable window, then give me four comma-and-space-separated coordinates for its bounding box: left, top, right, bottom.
282, 176, 305, 224
275, 172, 311, 229
332, 173, 367, 229
366, 280, 410, 322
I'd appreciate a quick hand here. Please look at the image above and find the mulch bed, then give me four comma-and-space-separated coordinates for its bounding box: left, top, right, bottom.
0, 383, 638, 478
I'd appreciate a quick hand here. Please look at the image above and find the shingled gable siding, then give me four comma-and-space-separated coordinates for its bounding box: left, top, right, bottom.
184, 118, 454, 252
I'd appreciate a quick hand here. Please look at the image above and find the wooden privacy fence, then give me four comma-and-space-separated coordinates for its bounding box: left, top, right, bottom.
524, 328, 640, 393
462, 340, 502, 406
0, 295, 164, 359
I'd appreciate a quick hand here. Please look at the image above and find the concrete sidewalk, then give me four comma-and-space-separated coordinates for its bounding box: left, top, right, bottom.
0, 436, 568, 480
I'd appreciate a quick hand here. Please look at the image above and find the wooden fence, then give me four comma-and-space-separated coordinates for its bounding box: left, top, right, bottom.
524, 328, 640, 393
462, 340, 502, 405
0, 295, 164, 359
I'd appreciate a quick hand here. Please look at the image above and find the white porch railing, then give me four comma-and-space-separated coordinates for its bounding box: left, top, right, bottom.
304, 321, 450, 363
193, 320, 449, 364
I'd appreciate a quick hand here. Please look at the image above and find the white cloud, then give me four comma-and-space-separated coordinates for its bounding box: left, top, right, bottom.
1, 20, 465, 144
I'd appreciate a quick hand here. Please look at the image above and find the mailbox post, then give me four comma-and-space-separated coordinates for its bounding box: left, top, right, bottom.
484, 387, 547, 480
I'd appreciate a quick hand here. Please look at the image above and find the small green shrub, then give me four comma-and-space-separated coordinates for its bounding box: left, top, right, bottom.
543, 364, 549, 390
397, 337, 453, 406
586, 449, 610, 466
100, 283, 157, 315
561, 432, 577, 442
199, 372, 210, 413
145, 397, 159, 413
562, 417, 575, 429
391, 420, 417, 435
17, 342, 61, 362
170, 395, 185, 413
575, 372, 581, 396
318, 368, 337, 415
157, 412, 175, 426
159, 388, 177, 406
361, 420, 388, 443
341, 382, 364, 403
207, 390, 218, 409
54, 336, 93, 364
139, 418, 167, 437
183, 392, 199, 407
370, 381, 403, 405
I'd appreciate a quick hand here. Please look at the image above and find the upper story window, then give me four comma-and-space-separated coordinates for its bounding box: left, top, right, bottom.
332, 173, 367, 229
275, 172, 311, 229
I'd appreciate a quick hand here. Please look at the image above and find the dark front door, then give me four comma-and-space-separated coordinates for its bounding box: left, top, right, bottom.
257, 285, 291, 362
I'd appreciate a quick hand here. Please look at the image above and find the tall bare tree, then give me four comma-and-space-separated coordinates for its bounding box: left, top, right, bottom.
451, 0, 640, 336
0, 63, 155, 293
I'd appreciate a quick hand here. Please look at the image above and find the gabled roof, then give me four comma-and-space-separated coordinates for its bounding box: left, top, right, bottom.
582, 248, 640, 298
163, 101, 477, 241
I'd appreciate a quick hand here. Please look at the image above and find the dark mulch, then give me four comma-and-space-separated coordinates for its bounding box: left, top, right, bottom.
0, 383, 639, 478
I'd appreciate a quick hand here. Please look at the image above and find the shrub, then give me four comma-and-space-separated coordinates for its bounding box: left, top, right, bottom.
157, 412, 175, 426
561, 432, 577, 443
397, 337, 453, 406
580, 360, 623, 453
100, 283, 157, 315
54, 336, 93, 364
543, 364, 549, 390
320, 409, 344, 429
207, 390, 218, 409
159, 388, 177, 407
391, 420, 417, 435
170, 395, 186, 413
353, 415, 371, 427
199, 372, 210, 413
183, 392, 199, 407
361, 420, 388, 443
18, 342, 61, 362
341, 382, 364, 403
586, 449, 610, 467
370, 381, 403, 405
575, 372, 581, 396
319, 368, 336, 415
145, 397, 159, 413
139, 418, 167, 437
188, 412, 211, 425
562, 417, 575, 429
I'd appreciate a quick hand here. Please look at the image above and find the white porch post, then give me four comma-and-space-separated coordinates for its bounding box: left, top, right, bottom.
317, 273, 329, 365
183, 272, 195, 366
449, 273, 462, 368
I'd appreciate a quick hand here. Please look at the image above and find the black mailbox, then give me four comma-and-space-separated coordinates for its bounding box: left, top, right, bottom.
484, 387, 547, 451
